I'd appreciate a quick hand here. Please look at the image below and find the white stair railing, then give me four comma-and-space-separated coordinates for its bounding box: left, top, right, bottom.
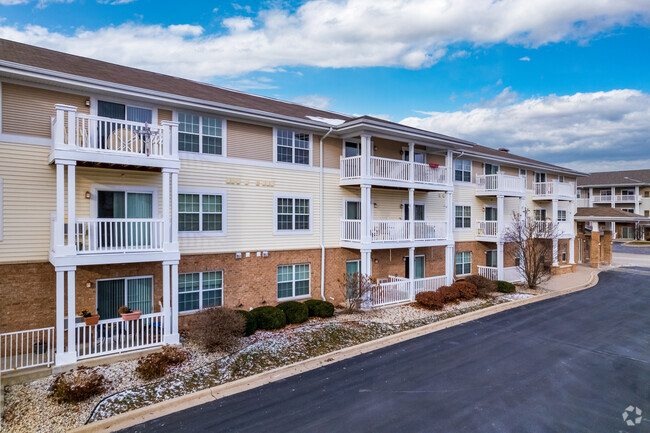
370, 280, 411, 307
1, 327, 54, 372
477, 266, 498, 280
413, 275, 446, 296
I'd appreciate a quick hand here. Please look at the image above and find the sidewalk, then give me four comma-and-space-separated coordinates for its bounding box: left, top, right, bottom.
539, 265, 599, 292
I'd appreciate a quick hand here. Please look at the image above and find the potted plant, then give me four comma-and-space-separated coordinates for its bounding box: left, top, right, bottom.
118, 305, 141, 321
79, 309, 100, 326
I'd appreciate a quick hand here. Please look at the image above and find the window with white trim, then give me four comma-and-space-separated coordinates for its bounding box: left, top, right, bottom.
276, 196, 310, 231
179, 193, 223, 232
454, 159, 471, 182
558, 175, 565, 183
622, 208, 634, 213
277, 264, 310, 299
178, 271, 223, 312
455, 205, 471, 229
276, 128, 310, 165
178, 112, 223, 155
557, 210, 567, 222
519, 168, 527, 177
455, 251, 471, 275
535, 209, 547, 221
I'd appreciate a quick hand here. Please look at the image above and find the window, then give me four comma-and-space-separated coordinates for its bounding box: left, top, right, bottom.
179, 193, 224, 232
277, 264, 310, 299
96, 276, 153, 320
346, 260, 360, 299
561, 250, 567, 262
454, 159, 471, 182
514, 248, 522, 267
344, 141, 360, 157
404, 203, 425, 221
557, 210, 567, 222
558, 175, 565, 183
345, 199, 361, 220
405, 255, 425, 279
622, 208, 634, 213
486, 250, 497, 268
276, 128, 310, 165
645, 210, 649, 217
98, 100, 153, 123
621, 189, 634, 196
178, 112, 223, 155
178, 271, 223, 312
455, 205, 471, 229
600, 189, 611, 197
276, 196, 310, 232
535, 209, 547, 221
455, 252, 471, 275
402, 149, 426, 163
645, 191, 649, 198
622, 227, 634, 238
577, 189, 582, 198
484, 163, 499, 175
519, 168, 527, 177
534, 172, 546, 183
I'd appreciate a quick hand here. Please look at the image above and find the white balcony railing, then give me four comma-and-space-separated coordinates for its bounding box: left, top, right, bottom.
75, 312, 164, 360
615, 194, 639, 202
476, 173, 526, 195
593, 195, 612, 203
535, 220, 553, 235
477, 220, 498, 237
341, 219, 447, 243
577, 198, 589, 207
533, 181, 575, 199
339, 156, 448, 186
477, 265, 498, 281
74, 218, 165, 254
1, 327, 55, 373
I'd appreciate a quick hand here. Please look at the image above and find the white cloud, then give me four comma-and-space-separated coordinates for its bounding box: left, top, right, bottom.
519, 56, 531, 61
0, 0, 30, 4
291, 94, 332, 109
401, 89, 650, 172
1, 0, 649, 78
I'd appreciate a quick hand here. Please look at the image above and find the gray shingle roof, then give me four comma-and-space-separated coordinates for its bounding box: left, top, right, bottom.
577, 169, 650, 187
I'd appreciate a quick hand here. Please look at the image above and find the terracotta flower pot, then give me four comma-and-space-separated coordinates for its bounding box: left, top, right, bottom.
121, 310, 142, 321
84, 315, 100, 326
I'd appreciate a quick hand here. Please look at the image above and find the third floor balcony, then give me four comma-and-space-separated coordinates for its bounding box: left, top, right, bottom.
475, 173, 526, 197
340, 155, 450, 190
533, 181, 576, 201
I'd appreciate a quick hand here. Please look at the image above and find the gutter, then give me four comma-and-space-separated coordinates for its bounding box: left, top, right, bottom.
320, 127, 334, 301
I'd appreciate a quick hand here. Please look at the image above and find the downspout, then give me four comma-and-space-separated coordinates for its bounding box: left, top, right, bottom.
320, 127, 334, 301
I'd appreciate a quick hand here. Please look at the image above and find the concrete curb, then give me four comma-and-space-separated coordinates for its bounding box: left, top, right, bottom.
72, 270, 600, 433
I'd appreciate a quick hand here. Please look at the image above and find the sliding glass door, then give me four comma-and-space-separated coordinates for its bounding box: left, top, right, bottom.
97, 190, 153, 249
97, 277, 153, 319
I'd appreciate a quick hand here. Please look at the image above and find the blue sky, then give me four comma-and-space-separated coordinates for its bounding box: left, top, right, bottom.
1, 0, 649, 171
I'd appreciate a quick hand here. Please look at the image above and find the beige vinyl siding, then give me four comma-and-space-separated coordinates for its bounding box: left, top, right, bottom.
500, 166, 519, 176
372, 137, 405, 160
452, 184, 481, 242
226, 120, 273, 162
158, 109, 173, 124
371, 189, 446, 221
1, 83, 90, 138
0, 142, 56, 263
471, 161, 482, 180
426, 153, 446, 166
313, 135, 342, 169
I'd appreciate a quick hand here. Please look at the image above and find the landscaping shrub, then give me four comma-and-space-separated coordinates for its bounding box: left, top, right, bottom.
135, 346, 188, 380
236, 310, 258, 336
49, 367, 106, 403
439, 285, 461, 303
250, 306, 286, 330
452, 281, 478, 300
415, 291, 445, 309
496, 280, 516, 293
463, 275, 497, 298
185, 307, 246, 352
277, 301, 309, 324
304, 299, 335, 318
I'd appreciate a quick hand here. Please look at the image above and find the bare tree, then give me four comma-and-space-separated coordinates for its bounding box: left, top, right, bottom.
503, 208, 559, 289
341, 272, 376, 313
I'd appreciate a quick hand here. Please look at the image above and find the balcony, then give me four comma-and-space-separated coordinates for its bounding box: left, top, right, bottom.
340, 155, 449, 190
50, 104, 179, 170
475, 173, 526, 197
340, 219, 448, 248
50, 216, 178, 266
577, 198, 589, 207
533, 181, 575, 201
476, 220, 498, 241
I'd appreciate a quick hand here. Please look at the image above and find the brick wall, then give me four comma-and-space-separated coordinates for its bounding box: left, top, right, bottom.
370, 246, 446, 280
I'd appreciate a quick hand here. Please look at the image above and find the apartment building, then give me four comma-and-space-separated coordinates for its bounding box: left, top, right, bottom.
0, 39, 582, 370
577, 170, 650, 239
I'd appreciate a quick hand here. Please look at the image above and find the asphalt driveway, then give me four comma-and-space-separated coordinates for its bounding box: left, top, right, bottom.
613, 242, 650, 255
122, 268, 650, 433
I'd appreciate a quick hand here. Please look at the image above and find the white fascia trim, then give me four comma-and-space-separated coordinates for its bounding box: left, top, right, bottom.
273, 193, 314, 236
0, 62, 335, 133
177, 188, 228, 237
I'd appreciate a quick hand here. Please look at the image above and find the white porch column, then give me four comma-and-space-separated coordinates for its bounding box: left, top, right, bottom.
408, 142, 415, 182
162, 169, 171, 247
611, 186, 616, 208
497, 242, 504, 280
360, 249, 372, 276
408, 247, 415, 300
612, 222, 616, 239
446, 190, 454, 240
168, 262, 180, 343
552, 199, 559, 266
55, 269, 65, 362
635, 186, 640, 214
66, 268, 76, 359
162, 262, 174, 343
66, 163, 76, 249
360, 134, 371, 180
408, 188, 415, 242
589, 187, 594, 207
446, 150, 453, 186
171, 170, 179, 245
55, 163, 65, 252
445, 244, 455, 285
497, 195, 505, 238
569, 237, 575, 264
360, 185, 371, 246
